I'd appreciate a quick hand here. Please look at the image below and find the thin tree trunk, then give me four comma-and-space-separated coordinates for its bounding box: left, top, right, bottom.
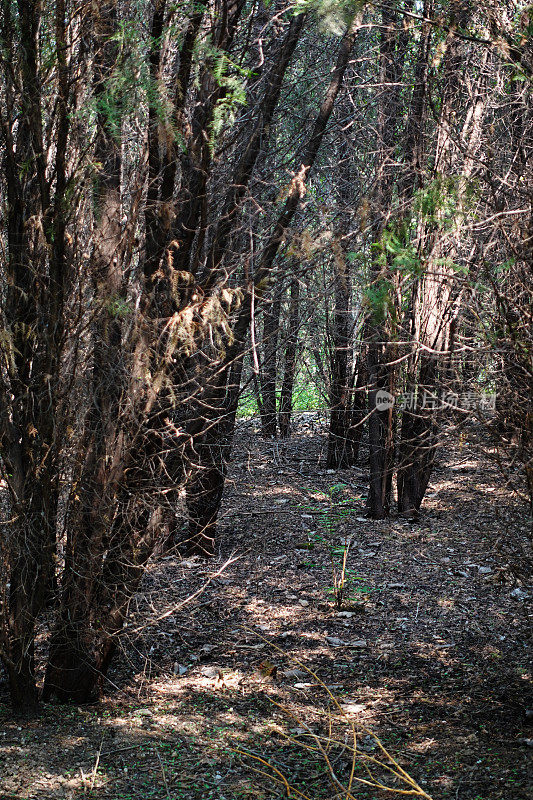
397, 1, 479, 515
279, 276, 301, 438
259, 282, 283, 438
204, 12, 306, 286
171, 0, 247, 275
327, 242, 352, 467
347, 357, 367, 464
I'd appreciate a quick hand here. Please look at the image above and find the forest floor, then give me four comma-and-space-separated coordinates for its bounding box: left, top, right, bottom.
1, 414, 532, 800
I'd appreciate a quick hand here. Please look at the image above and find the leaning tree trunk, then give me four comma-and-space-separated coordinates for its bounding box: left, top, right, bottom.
171, 0, 246, 276
176, 14, 309, 552
182, 9, 365, 552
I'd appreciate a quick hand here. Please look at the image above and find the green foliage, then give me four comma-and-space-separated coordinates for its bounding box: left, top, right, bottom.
99, 21, 148, 139
194, 42, 251, 153
236, 381, 324, 419
78, 18, 184, 147
107, 296, 132, 319
493, 257, 516, 274
347, 249, 367, 265
378, 226, 424, 277
210, 70, 247, 151
414, 174, 478, 225
236, 391, 258, 418
293, 383, 324, 411
362, 277, 396, 325
327, 481, 348, 499
364, 176, 480, 319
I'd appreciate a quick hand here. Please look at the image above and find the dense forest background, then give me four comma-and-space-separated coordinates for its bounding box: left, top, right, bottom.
0, 0, 531, 796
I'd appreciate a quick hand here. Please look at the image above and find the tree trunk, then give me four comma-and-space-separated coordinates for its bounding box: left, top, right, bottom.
259, 283, 283, 438
185, 358, 244, 556
397, 359, 438, 515
327, 245, 353, 468
181, 9, 365, 550
5, 644, 38, 716
344, 356, 367, 465
397, 2, 477, 514
279, 276, 300, 438
171, 0, 247, 276
365, 5, 405, 518
0, 0, 68, 709
43, 0, 126, 703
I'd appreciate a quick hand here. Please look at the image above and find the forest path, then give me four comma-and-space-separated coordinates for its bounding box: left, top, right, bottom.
1, 414, 531, 799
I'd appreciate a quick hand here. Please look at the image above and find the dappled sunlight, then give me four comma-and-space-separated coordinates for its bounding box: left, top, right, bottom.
0, 0, 531, 795
1, 424, 530, 798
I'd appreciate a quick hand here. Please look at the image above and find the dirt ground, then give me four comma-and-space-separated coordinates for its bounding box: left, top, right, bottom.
1, 414, 532, 799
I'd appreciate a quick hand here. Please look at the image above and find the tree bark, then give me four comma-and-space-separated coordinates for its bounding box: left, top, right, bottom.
397, 1, 476, 515
259, 282, 283, 438
327, 242, 353, 468
185, 355, 245, 556
43, 0, 127, 703
365, 4, 405, 518
0, 0, 68, 710
279, 276, 301, 438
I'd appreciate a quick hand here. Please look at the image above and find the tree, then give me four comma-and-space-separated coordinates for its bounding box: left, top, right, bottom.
0, 0, 366, 710
1, 0, 531, 715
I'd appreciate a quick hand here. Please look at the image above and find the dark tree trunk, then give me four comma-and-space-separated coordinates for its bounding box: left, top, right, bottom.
279, 276, 300, 438
171, 0, 247, 276
204, 12, 306, 286
259, 283, 283, 438
346, 357, 367, 466
0, 0, 68, 709
365, 5, 405, 518
327, 248, 353, 468
397, 1, 472, 515
5, 644, 38, 716
44, 483, 161, 702
326, 129, 358, 467
186, 455, 225, 558
43, 0, 127, 703
397, 361, 438, 515
185, 358, 244, 556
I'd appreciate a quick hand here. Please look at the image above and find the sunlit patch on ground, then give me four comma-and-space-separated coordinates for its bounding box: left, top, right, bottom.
1, 416, 531, 798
